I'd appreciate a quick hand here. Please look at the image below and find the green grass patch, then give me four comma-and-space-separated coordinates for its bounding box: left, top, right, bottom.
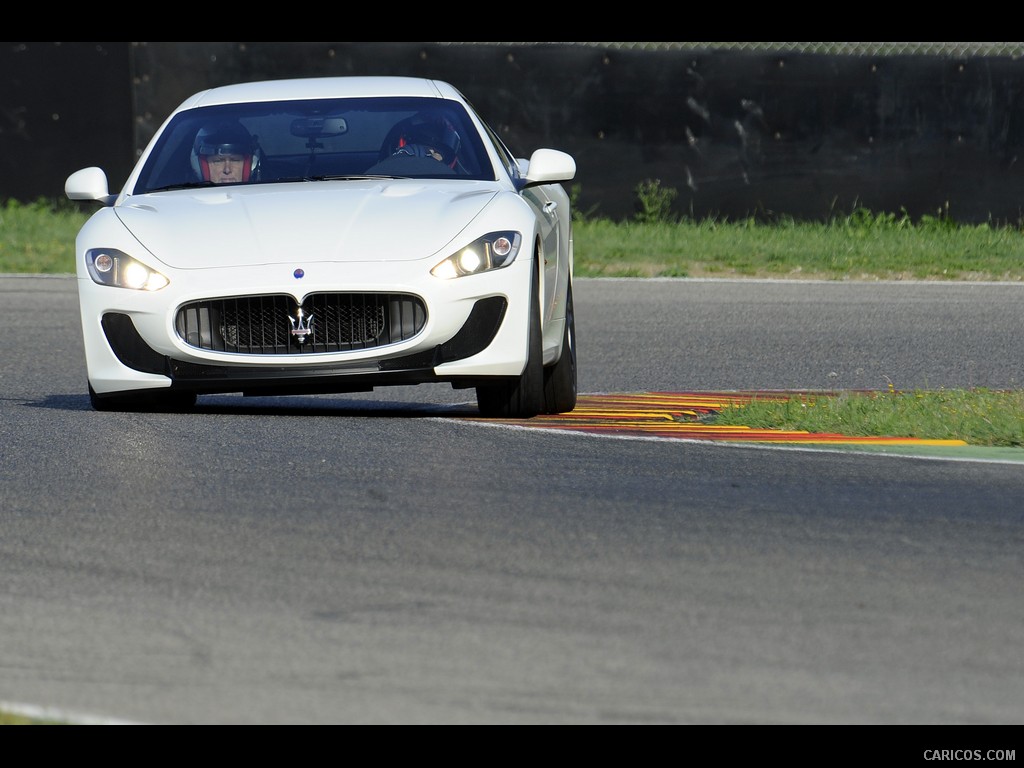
573, 215, 1024, 281
709, 388, 1024, 447
0, 198, 87, 274
0, 708, 65, 725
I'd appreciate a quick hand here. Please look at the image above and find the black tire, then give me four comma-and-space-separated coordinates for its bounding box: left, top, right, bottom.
476, 264, 544, 419
542, 280, 577, 414
88, 383, 197, 413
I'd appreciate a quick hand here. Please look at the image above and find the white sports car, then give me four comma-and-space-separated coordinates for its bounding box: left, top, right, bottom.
66, 76, 577, 418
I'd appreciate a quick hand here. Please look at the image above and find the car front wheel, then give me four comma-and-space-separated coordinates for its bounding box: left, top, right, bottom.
542, 280, 577, 414
475, 265, 544, 419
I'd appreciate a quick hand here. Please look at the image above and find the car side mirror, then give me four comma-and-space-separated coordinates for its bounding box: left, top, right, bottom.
519, 149, 576, 189
66, 167, 117, 206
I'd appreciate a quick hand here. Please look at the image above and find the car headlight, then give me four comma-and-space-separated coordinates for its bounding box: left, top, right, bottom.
86, 249, 169, 291
431, 231, 522, 279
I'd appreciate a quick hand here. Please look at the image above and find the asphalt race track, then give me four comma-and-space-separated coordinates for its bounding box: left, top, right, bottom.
1, 275, 1023, 725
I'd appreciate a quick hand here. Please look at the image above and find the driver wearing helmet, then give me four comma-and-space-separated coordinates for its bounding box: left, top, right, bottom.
191, 121, 260, 184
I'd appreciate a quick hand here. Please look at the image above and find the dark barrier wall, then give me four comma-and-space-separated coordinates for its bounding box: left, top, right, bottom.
0, 42, 133, 205
5, 41, 1024, 224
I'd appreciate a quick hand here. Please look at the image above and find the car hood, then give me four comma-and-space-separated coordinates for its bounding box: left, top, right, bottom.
115, 181, 499, 269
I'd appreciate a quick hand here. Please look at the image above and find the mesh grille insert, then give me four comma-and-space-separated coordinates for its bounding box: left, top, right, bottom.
176, 293, 426, 354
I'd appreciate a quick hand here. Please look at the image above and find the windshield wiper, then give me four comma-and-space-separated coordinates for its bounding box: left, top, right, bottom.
148, 181, 219, 192
272, 174, 405, 182
150, 175, 407, 191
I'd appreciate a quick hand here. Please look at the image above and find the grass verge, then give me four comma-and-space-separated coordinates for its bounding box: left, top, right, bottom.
0, 708, 65, 725
0, 198, 88, 274
572, 214, 1024, 281
709, 388, 1024, 447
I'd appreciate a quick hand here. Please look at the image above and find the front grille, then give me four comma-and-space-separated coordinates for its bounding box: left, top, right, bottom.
176, 293, 426, 354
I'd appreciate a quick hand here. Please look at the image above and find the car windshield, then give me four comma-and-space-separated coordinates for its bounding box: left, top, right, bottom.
134, 96, 496, 193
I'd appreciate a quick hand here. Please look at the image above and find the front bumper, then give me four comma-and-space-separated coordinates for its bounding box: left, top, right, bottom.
79, 258, 533, 397
98, 295, 507, 396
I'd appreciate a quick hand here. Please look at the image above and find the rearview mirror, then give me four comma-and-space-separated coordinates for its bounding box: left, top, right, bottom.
290, 116, 348, 138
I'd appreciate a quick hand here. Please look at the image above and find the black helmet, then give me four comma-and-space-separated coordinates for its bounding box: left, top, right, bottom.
386, 113, 461, 167
190, 121, 260, 181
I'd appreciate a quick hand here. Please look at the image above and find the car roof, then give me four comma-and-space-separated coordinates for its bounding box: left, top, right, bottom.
177, 76, 463, 109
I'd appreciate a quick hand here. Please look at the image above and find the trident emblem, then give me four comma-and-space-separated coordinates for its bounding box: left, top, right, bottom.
289, 306, 314, 345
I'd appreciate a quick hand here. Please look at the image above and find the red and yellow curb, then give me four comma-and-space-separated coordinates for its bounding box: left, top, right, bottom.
471, 391, 968, 445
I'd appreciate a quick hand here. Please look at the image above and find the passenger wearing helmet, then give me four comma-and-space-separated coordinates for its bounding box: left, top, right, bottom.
191, 121, 260, 184
391, 116, 461, 166
367, 113, 461, 176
